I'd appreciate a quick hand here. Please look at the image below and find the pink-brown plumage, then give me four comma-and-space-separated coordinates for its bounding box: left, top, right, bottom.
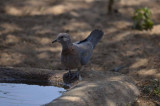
52, 29, 103, 83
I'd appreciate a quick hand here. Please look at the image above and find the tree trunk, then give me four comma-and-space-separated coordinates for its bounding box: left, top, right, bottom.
108, 0, 114, 14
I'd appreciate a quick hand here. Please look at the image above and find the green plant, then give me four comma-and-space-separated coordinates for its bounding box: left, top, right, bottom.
153, 80, 160, 96
132, 7, 153, 30
143, 79, 160, 97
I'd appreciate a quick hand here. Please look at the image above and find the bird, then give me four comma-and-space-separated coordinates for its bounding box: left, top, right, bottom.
52, 29, 103, 82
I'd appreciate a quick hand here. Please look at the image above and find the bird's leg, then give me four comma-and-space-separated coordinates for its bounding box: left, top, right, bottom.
70, 67, 82, 81
68, 70, 72, 77
77, 67, 82, 80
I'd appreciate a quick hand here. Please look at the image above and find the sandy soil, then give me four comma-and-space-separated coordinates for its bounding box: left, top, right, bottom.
0, 0, 160, 105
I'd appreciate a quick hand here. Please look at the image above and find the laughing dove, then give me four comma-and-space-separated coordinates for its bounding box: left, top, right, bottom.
52, 29, 103, 82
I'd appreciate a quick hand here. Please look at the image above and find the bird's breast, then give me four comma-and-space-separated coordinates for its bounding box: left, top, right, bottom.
61, 48, 81, 69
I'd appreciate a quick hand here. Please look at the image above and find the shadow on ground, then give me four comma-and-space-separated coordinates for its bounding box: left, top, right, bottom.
0, 0, 160, 105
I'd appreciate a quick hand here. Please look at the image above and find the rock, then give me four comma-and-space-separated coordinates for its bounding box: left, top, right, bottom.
47, 71, 140, 106
0, 67, 139, 106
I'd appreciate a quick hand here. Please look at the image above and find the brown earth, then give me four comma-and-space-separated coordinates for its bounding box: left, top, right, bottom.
0, 0, 160, 105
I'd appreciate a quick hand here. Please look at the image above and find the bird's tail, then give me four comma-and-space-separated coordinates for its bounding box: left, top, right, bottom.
87, 29, 103, 48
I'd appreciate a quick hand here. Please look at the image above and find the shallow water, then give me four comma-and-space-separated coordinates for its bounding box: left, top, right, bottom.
0, 83, 65, 106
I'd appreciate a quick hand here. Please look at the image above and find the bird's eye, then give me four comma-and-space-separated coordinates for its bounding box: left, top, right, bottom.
60, 36, 64, 39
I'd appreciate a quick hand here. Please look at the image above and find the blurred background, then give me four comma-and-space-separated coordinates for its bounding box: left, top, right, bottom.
0, 0, 160, 105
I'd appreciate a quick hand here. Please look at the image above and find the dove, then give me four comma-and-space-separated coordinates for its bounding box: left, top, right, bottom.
52, 29, 103, 82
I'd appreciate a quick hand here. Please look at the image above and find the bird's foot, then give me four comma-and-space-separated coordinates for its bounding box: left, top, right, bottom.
79, 74, 82, 81
63, 71, 82, 84
68, 71, 73, 77
70, 71, 82, 81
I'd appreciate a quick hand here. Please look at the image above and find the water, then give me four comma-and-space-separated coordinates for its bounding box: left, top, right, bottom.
0, 83, 66, 106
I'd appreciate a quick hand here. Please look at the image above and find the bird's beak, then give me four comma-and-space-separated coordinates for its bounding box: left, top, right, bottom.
52, 39, 57, 43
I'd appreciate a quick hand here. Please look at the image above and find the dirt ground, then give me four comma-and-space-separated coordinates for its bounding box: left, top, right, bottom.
0, 0, 160, 105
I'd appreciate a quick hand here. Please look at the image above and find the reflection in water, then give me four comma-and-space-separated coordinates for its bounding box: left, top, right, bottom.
0, 83, 65, 106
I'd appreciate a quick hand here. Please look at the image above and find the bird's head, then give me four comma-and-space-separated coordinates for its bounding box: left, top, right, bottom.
52, 33, 72, 44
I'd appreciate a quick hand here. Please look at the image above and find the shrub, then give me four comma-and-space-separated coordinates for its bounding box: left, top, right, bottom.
143, 79, 160, 97
132, 7, 153, 30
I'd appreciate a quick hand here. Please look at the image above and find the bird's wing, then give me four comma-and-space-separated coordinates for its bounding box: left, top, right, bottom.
73, 41, 93, 65
73, 29, 103, 65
